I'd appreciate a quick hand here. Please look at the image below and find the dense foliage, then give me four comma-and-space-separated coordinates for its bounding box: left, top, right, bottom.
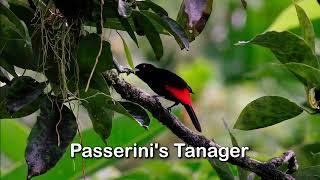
0, 0, 319, 179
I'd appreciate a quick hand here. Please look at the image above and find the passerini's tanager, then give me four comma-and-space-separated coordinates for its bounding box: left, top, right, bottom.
135, 63, 202, 132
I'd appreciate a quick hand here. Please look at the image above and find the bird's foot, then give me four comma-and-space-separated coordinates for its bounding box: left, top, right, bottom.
167, 102, 179, 112
152, 95, 163, 99
113, 58, 134, 75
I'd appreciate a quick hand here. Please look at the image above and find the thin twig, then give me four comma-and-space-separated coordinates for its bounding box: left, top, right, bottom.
85, 0, 104, 92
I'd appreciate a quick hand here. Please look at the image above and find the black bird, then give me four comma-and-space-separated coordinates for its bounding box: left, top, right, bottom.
135, 63, 201, 132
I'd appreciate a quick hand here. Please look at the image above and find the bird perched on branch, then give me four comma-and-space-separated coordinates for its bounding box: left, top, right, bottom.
135, 63, 201, 132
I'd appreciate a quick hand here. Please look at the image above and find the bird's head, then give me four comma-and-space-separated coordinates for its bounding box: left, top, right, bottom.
135, 63, 156, 79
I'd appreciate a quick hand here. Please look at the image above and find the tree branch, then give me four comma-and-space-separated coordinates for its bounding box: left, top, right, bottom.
103, 70, 297, 180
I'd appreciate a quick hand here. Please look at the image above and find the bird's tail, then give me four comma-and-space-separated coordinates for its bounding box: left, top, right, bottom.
184, 104, 202, 132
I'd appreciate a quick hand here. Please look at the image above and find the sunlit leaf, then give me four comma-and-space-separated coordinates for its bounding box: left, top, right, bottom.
268, 0, 320, 32
0, 119, 29, 161
26, 97, 77, 179
237, 31, 319, 69
294, 3, 315, 52
118, 33, 135, 71
285, 63, 320, 89
177, 0, 213, 41
234, 96, 303, 130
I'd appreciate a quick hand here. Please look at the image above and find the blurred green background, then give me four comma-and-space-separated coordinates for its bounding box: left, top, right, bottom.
1, 0, 320, 179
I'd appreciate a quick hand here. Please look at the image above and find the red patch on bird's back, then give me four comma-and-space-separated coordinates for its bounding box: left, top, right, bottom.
165, 85, 192, 105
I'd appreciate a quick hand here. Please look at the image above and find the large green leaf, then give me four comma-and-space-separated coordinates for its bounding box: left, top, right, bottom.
141, 11, 189, 50
234, 96, 303, 130
237, 31, 319, 68
118, 17, 139, 46
6, 76, 45, 113
137, 1, 168, 16
25, 97, 78, 179
80, 89, 114, 143
177, 0, 213, 41
119, 101, 151, 129
0, 2, 34, 70
0, 81, 43, 119
132, 11, 163, 60
8, 0, 34, 27
77, 33, 113, 74
268, 0, 320, 32
294, 3, 315, 53
0, 119, 29, 162
0, 58, 17, 77
285, 63, 320, 89
1, 116, 165, 180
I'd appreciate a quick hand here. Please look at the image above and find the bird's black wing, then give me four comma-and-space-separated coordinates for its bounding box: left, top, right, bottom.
156, 68, 193, 92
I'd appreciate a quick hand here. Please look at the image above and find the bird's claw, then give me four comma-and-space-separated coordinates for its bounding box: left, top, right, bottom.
167, 102, 179, 112
123, 68, 134, 75
152, 95, 163, 99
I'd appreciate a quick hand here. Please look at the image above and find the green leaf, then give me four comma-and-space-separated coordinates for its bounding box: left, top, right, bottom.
77, 33, 113, 74
293, 166, 320, 180
0, 2, 34, 70
132, 11, 163, 60
177, 0, 213, 41
136, 1, 168, 16
268, 0, 320, 32
8, 0, 34, 27
0, 119, 29, 161
141, 11, 189, 50
293, 143, 320, 167
294, 3, 315, 53
6, 76, 45, 113
0, 58, 17, 77
25, 97, 77, 179
80, 89, 149, 142
80, 89, 114, 142
285, 63, 320, 89
119, 33, 135, 71
234, 96, 304, 130
222, 120, 248, 180
118, 17, 139, 46
208, 158, 234, 180
237, 31, 319, 68
2, 116, 165, 180
119, 101, 151, 129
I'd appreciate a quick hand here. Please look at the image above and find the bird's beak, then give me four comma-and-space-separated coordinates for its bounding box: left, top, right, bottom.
134, 68, 140, 72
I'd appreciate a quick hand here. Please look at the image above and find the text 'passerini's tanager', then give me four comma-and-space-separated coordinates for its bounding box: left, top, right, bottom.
135, 63, 201, 132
